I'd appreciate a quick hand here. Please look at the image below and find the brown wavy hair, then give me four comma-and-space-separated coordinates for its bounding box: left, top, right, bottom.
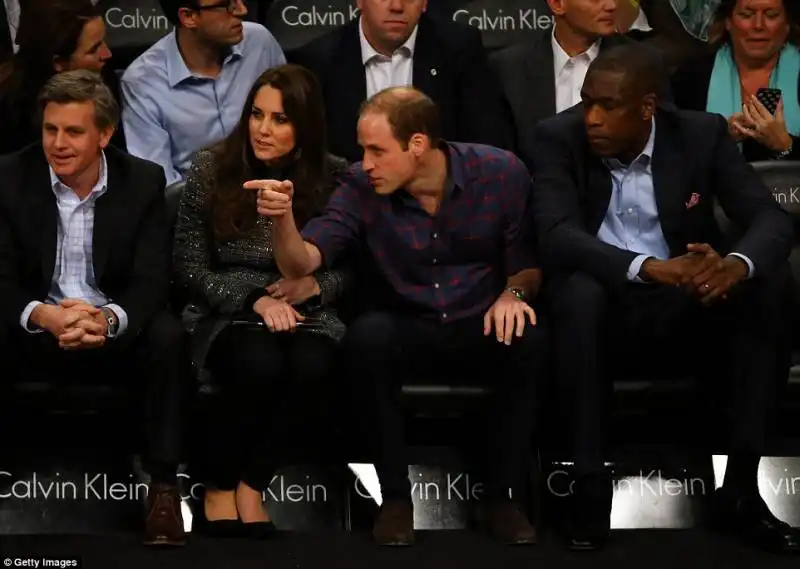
208, 64, 330, 241
0, 0, 103, 108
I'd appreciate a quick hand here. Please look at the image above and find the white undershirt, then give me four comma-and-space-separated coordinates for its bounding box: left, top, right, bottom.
3, 0, 19, 53
551, 25, 601, 114
359, 17, 418, 99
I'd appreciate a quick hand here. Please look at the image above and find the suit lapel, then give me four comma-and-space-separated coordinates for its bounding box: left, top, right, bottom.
651, 114, 686, 254
26, 159, 58, 288
585, 153, 613, 234
92, 151, 122, 283
525, 34, 556, 124
412, 16, 440, 101
332, 22, 367, 157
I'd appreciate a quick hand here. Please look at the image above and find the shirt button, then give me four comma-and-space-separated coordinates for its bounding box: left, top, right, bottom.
432, 258, 437, 264
434, 283, 440, 289
627, 208, 634, 214
432, 232, 438, 239
442, 313, 448, 319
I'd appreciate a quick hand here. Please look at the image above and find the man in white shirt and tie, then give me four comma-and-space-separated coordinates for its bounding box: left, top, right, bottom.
491, 0, 632, 170
288, 0, 512, 163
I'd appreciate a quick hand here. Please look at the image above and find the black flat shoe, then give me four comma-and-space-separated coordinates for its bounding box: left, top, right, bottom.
710, 489, 800, 553
242, 521, 276, 540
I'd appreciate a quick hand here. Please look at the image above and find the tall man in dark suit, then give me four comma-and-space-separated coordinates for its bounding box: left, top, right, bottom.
0, 70, 187, 547
490, 0, 627, 170
287, 0, 511, 163
531, 44, 800, 553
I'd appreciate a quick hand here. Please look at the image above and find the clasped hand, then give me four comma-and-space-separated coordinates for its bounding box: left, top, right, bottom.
35, 298, 108, 350
243, 179, 294, 217
483, 290, 537, 345
253, 295, 305, 333
641, 243, 749, 304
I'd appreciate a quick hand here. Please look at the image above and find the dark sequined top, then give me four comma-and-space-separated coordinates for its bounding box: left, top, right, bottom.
172, 149, 350, 370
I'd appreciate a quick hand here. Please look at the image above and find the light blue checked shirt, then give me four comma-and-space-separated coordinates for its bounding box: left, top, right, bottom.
598, 120, 753, 281
20, 152, 129, 336
120, 22, 285, 185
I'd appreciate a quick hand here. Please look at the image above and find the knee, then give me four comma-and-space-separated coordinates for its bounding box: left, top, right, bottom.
286, 339, 337, 382
141, 311, 186, 355
343, 311, 398, 352
550, 272, 608, 321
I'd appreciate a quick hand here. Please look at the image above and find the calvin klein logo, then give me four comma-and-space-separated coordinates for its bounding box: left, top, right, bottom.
105, 7, 171, 30
281, 4, 359, 27
452, 8, 554, 31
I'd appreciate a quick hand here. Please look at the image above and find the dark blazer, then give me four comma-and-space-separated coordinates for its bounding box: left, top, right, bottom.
529, 106, 793, 288
287, 15, 512, 162
672, 51, 800, 161
0, 143, 170, 335
490, 33, 633, 171
0, 5, 12, 63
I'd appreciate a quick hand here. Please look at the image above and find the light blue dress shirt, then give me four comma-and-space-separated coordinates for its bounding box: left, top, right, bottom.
597, 120, 754, 281
120, 22, 285, 185
20, 152, 129, 336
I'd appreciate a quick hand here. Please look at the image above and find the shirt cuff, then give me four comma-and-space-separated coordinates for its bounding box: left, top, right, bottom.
627, 254, 652, 282
103, 303, 128, 337
727, 253, 755, 279
20, 301, 44, 333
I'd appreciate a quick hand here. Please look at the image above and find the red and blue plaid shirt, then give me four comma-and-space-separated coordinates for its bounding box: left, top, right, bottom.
302, 142, 536, 322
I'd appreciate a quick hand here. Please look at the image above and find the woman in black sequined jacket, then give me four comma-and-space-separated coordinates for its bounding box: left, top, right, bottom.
172, 64, 351, 538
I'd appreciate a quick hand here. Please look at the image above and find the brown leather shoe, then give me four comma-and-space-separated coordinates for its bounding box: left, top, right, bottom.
486, 501, 537, 545
373, 500, 414, 546
143, 483, 186, 546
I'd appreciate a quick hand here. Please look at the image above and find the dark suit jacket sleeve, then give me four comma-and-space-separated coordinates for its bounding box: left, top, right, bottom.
708, 115, 794, 273
456, 28, 513, 150
0, 175, 35, 331
530, 121, 638, 286
113, 165, 171, 336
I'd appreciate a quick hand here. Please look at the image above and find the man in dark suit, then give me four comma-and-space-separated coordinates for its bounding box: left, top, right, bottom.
531, 44, 799, 553
490, 0, 627, 170
287, 0, 511, 163
0, 70, 186, 547
0, 0, 18, 61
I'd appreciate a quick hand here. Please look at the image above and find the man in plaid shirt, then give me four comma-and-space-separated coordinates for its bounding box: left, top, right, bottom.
249, 87, 545, 547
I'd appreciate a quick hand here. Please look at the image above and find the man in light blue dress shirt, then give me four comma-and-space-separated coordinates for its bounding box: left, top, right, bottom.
531, 44, 799, 553
120, 0, 285, 185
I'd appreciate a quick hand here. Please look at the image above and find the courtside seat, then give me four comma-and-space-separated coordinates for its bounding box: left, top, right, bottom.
0, 180, 190, 417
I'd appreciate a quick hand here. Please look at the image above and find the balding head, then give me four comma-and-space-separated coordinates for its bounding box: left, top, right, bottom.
356, 87, 442, 196
359, 86, 441, 150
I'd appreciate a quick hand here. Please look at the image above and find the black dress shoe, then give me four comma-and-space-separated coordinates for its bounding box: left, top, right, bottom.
566, 473, 613, 551
373, 500, 414, 546
709, 488, 800, 553
485, 500, 537, 545
242, 521, 276, 540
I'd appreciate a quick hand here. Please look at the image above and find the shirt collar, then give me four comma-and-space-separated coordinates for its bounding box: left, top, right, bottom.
551, 24, 601, 76
166, 30, 243, 87
628, 8, 653, 32
50, 151, 108, 198
359, 16, 418, 65
604, 118, 656, 170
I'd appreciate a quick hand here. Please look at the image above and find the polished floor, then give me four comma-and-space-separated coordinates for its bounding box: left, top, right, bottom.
2, 529, 799, 569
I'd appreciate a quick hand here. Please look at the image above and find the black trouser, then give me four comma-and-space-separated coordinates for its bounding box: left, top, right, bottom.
343, 311, 546, 502
548, 265, 794, 493
4, 311, 187, 484
204, 325, 338, 492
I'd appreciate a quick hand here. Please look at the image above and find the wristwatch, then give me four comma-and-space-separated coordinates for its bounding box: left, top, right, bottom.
775, 140, 794, 160
100, 307, 119, 338
505, 287, 526, 302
